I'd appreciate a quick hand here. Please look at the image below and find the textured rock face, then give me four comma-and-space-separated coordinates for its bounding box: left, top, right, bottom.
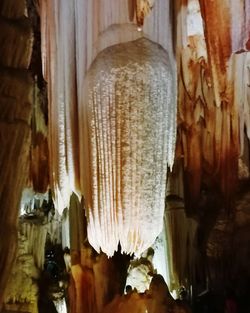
0, 63, 33, 310
3, 232, 40, 312
0, 0, 34, 308
2, 206, 63, 313
0, 0, 27, 19
82, 38, 176, 256
0, 17, 33, 69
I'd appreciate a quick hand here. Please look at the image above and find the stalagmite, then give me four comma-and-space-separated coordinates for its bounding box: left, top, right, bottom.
81, 38, 176, 256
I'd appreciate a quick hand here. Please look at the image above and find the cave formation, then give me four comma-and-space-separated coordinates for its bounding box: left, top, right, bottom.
1, 0, 250, 313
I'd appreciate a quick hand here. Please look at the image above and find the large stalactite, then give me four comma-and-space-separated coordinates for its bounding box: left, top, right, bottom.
39, 0, 176, 256
81, 38, 176, 256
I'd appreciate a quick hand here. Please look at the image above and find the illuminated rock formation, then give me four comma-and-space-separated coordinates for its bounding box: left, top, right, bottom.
176, 0, 239, 211
39, 0, 176, 256
81, 38, 176, 256
3, 0, 250, 311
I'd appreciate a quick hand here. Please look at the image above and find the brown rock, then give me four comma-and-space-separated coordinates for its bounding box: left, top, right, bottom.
0, 67, 33, 123
0, 0, 27, 19
0, 17, 33, 69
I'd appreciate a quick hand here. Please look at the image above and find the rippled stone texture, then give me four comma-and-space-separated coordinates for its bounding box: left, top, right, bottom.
81, 38, 176, 256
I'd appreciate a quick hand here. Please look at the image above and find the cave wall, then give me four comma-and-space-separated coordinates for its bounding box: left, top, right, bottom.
0, 0, 33, 308
0, 0, 49, 309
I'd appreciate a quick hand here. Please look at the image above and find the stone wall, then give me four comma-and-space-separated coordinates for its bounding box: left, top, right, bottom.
0, 0, 33, 308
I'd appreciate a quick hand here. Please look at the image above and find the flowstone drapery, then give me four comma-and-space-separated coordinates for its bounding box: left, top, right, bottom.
80, 38, 176, 256
39, 0, 176, 258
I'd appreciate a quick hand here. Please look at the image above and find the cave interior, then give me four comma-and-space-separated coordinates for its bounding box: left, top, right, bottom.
1, 0, 250, 312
